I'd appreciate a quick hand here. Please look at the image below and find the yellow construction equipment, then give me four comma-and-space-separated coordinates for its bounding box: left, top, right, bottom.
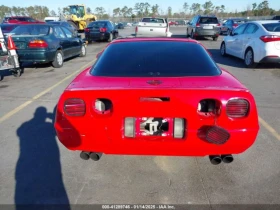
64, 4, 97, 31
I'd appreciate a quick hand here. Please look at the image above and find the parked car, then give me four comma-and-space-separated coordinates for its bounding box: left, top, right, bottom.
220, 20, 280, 68
7, 24, 86, 68
136, 17, 171, 37
2, 16, 44, 24
220, 18, 248, 35
47, 21, 78, 36
186, 15, 220, 41
54, 37, 259, 164
84, 20, 118, 42
117, 23, 125, 29
0, 24, 21, 34
272, 16, 280, 20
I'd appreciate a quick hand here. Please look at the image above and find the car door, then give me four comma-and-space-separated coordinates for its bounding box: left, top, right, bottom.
61, 26, 81, 56
241, 23, 259, 58
227, 23, 248, 57
53, 26, 70, 58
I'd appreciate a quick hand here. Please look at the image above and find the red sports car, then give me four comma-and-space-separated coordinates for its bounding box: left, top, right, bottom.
54, 38, 259, 165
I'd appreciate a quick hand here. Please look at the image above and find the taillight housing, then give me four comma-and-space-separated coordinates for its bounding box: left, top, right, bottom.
28, 40, 48, 48
100, 27, 107, 32
260, 35, 280, 43
64, 98, 86, 116
226, 99, 249, 118
196, 23, 200, 27
84, 28, 90, 33
135, 26, 138, 33
233, 23, 238, 28
198, 125, 230, 145
217, 23, 221, 27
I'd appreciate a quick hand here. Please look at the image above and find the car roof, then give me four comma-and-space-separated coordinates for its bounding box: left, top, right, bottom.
111, 37, 199, 44
250, 20, 280, 24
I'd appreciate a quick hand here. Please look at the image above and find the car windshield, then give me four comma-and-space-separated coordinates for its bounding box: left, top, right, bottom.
10, 25, 50, 35
199, 17, 218, 24
142, 18, 164, 23
88, 22, 107, 28
48, 22, 61, 25
91, 41, 221, 77
262, 23, 280, 32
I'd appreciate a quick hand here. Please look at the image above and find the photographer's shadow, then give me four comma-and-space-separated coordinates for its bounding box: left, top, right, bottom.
15, 106, 70, 209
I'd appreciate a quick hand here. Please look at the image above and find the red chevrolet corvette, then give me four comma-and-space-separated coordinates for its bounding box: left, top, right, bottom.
54, 38, 259, 165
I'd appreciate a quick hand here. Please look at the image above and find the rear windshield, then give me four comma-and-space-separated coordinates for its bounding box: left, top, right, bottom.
88, 21, 107, 27
233, 20, 246, 24
262, 23, 280, 32
91, 41, 221, 77
199, 17, 218, 24
142, 18, 164, 23
48, 22, 61, 25
10, 25, 50, 35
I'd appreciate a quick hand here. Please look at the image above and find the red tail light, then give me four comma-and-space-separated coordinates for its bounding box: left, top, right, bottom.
135, 26, 138, 33
260, 35, 280, 43
233, 23, 238, 28
85, 28, 90, 32
64, 98, 86, 117
196, 23, 200, 27
226, 99, 249, 118
217, 23, 221, 27
28, 40, 48, 48
100, 27, 107, 32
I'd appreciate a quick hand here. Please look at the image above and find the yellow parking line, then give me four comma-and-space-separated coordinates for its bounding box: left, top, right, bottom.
258, 117, 280, 141
0, 60, 95, 124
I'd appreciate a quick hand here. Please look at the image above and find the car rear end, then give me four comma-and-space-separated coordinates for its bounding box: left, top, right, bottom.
9, 24, 55, 63
255, 21, 280, 64
54, 39, 259, 157
135, 17, 170, 37
85, 21, 110, 42
194, 16, 220, 38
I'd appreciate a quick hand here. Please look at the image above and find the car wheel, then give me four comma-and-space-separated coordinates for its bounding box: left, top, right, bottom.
107, 33, 113, 42
0, 75, 4, 81
191, 31, 196, 39
244, 48, 257, 68
80, 44, 86, 57
227, 29, 231, 36
220, 42, 227, 56
52, 50, 64, 68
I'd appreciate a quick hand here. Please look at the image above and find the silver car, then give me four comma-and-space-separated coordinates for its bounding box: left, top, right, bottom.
186, 15, 220, 41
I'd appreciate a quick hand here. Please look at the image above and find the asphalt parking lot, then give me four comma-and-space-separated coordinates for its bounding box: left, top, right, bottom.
0, 26, 280, 208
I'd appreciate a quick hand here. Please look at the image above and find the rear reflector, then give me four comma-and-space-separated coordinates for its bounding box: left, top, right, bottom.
198, 125, 230, 145
226, 99, 249, 118
64, 98, 86, 116
100, 27, 107, 32
260, 35, 280, 43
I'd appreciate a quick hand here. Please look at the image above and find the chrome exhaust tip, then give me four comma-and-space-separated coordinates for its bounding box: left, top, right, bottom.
209, 155, 222, 165
221, 154, 234, 163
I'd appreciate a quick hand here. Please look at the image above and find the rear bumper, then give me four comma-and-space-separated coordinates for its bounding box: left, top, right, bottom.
195, 29, 220, 37
55, 124, 259, 156
85, 32, 110, 41
259, 56, 280, 64
17, 49, 56, 63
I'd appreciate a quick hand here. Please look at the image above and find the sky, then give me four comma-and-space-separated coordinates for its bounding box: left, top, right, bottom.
2, 0, 280, 14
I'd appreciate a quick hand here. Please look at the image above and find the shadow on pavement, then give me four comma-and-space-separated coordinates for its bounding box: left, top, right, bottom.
15, 106, 70, 210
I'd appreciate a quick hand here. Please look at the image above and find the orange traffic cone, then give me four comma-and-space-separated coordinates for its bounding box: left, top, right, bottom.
7, 36, 16, 50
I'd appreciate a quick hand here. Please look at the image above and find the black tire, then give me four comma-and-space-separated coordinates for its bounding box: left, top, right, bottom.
220, 42, 227, 57
80, 44, 86, 57
0, 75, 4, 81
52, 50, 64, 68
191, 31, 196, 39
213, 36, 218, 41
107, 33, 113, 42
244, 48, 257, 68
227, 29, 231, 36
12, 68, 22, 77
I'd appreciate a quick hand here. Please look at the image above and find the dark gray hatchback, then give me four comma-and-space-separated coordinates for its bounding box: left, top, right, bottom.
186, 15, 220, 41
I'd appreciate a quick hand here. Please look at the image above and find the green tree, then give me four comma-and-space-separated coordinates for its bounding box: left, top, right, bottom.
203, 1, 213, 14
167, 6, 172, 17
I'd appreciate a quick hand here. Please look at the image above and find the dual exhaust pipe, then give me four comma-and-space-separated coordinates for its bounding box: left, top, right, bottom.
209, 154, 234, 165
80, 151, 103, 161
